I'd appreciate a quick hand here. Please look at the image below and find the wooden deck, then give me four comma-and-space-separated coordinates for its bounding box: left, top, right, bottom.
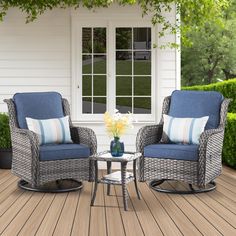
0, 167, 235, 236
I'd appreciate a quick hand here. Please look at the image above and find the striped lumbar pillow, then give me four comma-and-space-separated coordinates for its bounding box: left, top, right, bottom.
162, 114, 209, 145
26, 116, 73, 145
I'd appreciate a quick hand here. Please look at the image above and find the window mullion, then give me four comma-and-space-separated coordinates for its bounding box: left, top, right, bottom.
108, 22, 115, 113
131, 27, 134, 114
91, 27, 94, 114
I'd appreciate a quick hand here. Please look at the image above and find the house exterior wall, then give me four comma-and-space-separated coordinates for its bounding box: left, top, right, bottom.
0, 5, 180, 160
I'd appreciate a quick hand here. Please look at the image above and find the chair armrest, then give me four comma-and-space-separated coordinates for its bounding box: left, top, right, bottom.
199, 126, 224, 142
70, 126, 97, 155
11, 128, 40, 164
136, 125, 163, 153
198, 126, 225, 185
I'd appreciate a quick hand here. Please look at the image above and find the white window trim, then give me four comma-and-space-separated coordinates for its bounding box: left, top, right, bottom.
72, 18, 158, 123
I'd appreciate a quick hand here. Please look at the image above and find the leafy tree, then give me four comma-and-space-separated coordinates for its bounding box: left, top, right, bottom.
0, 0, 229, 46
0, 0, 234, 86
181, 0, 236, 86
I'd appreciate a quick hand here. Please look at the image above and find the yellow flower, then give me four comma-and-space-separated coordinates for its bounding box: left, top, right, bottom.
104, 110, 134, 138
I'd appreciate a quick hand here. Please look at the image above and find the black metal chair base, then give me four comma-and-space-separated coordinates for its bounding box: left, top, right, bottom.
18, 179, 83, 193
149, 179, 216, 194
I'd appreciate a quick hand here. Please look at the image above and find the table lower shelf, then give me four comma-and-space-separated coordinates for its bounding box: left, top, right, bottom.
99, 176, 135, 185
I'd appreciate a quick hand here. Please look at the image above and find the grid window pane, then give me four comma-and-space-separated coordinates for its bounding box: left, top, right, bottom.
82, 27, 107, 115
134, 51, 151, 75
82, 55, 92, 74
116, 97, 132, 113
94, 75, 106, 96
134, 97, 151, 114
93, 55, 106, 74
82, 28, 92, 53
93, 28, 106, 53
115, 27, 152, 115
116, 51, 132, 75
116, 76, 132, 96
133, 28, 151, 50
93, 97, 106, 113
82, 97, 92, 113
134, 76, 151, 96
82, 75, 92, 96
116, 28, 132, 50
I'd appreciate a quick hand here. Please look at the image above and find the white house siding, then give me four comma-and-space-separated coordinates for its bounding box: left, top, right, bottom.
0, 9, 72, 113
0, 4, 180, 167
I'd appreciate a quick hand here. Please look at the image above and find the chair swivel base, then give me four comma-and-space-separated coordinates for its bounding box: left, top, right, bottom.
149, 179, 216, 194
18, 179, 83, 193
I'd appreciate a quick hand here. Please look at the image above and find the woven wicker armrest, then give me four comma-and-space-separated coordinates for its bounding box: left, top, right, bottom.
12, 128, 40, 161
197, 126, 225, 185
136, 125, 163, 153
199, 126, 224, 144
70, 126, 97, 155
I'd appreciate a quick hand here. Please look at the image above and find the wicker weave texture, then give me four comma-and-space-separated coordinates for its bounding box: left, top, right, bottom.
4, 98, 97, 186
137, 96, 231, 186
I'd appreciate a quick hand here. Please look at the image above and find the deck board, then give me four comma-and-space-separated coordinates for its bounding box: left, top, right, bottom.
149, 184, 202, 236
1, 193, 44, 236
0, 166, 235, 236
71, 182, 91, 236
114, 185, 144, 236
53, 191, 80, 236
18, 194, 55, 236
35, 193, 68, 236
104, 186, 126, 236
172, 182, 236, 235
139, 183, 182, 236
89, 182, 107, 236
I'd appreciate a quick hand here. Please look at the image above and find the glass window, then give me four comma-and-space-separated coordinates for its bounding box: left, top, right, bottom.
133, 28, 151, 50
115, 27, 152, 114
116, 28, 132, 50
82, 27, 107, 114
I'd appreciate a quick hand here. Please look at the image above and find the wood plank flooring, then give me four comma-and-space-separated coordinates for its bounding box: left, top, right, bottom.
0, 167, 235, 236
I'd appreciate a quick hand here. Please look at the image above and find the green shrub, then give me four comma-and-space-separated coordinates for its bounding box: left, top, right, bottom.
182, 79, 236, 113
183, 80, 236, 169
223, 113, 236, 169
0, 113, 11, 149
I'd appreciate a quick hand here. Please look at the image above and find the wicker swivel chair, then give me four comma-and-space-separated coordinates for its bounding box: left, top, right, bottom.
136, 90, 230, 193
4, 92, 96, 192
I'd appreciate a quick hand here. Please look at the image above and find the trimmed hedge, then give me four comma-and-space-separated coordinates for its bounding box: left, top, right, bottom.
0, 113, 11, 149
183, 79, 236, 169
223, 113, 236, 169
183, 79, 236, 113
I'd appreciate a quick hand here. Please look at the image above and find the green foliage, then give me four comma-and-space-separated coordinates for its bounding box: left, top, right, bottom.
183, 80, 236, 169
0, 113, 11, 149
181, 0, 236, 85
183, 79, 236, 113
223, 113, 236, 169
0, 0, 230, 47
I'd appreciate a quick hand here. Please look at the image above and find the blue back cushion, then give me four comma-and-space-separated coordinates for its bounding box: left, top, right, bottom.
14, 92, 64, 129
168, 90, 223, 129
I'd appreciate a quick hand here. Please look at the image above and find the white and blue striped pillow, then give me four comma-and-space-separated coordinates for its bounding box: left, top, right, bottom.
163, 115, 209, 145
26, 116, 73, 145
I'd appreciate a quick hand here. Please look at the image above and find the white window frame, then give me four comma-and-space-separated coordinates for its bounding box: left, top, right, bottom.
72, 19, 157, 122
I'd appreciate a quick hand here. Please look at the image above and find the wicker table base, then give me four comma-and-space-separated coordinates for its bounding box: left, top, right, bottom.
90, 151, 141, 211
18, 179, 83, 193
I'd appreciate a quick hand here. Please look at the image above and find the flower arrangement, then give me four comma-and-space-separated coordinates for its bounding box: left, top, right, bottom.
104, 109, 134, 138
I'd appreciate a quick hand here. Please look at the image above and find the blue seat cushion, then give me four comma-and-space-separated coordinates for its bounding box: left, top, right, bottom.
14, 92, 64, 129
40, 143, 90, 161
144, 144, 199, 161
169, 90, 223, 129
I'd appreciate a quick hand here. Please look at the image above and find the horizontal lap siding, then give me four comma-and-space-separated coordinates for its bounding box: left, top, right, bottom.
0, 5, 179, 162
0, 8, 71, 111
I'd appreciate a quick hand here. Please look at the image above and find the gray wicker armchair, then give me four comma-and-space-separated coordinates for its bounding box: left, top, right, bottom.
4, 92, 96, 192
136, 90, 230, 193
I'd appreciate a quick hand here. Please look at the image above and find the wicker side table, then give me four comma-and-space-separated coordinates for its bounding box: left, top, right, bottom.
90, 151, 141, 211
